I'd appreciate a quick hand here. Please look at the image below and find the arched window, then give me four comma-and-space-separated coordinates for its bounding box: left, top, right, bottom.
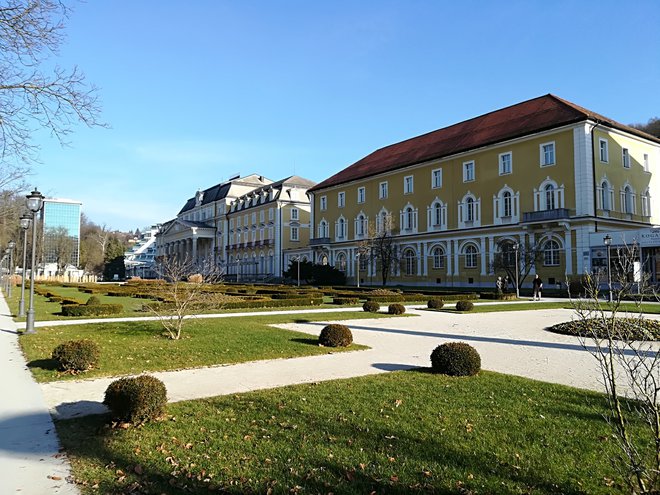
320, 255, 328, 265
543, 239, 560, 266
337, 218, 346, 239
356, 214, 366, 236
405, 207, 414, 230
432, 202, 443, 226
464, 244, 478, 268
336, 253, 347, 272
545, 184, 555, 210
403, 248, 416, 275
600, 181, 610, 210
318, 220, 329, 238
432, 246, 445, 269
465, 197, 474, 222
502, 191, 512, 217
642, 189, 651, 216
624, 185, 634, 214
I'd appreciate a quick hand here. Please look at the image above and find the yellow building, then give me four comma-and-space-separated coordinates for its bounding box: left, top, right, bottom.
225, 176, 315, 281
156, 174, 315, 280
308, 95, 660, 289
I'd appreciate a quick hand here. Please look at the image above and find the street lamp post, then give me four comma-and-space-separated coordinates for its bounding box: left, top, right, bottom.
604, 234, 613, 303
7, 240, 15, 298
18, 214, 32, 317
513, 243, 520, 298
25, 188, 44, 334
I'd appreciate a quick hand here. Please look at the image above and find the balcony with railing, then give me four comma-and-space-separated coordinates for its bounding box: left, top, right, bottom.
309, 237, 331, 246
522, 208, 572, 223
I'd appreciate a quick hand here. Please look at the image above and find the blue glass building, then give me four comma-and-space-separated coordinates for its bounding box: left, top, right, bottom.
42, 198, 82, 268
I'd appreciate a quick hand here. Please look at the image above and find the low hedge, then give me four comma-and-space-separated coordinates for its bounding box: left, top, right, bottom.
548, 317, 660, 341
480, 292, 517, 301
333, 297, 360, 305
61, 303, 123, 317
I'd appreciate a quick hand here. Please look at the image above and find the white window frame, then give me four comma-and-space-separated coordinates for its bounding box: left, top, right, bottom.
599, 138, 609, 163
543, 239, 560, 266
643, 153, 650, 172
464, 245, 478, 269
404, 175, 414, 194
290, 226, 299, 241
540, 141, 556, 167
622, 148, 631, 168
463, 161, 475, 182
338, 191, 345, 208
379, 181, 388, 199
498, 152, 512, 175
319, 196, 327, 211
431, 168, 443, 189
290, 208, 299, 221
432, 246, 445, 269
357, 187, 366, 204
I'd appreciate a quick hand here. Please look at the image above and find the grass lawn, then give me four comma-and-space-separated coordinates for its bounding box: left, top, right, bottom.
20, 312, 397, 382
56, 370, 631, 494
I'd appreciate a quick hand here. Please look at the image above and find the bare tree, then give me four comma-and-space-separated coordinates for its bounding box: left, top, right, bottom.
0, 0, 104, 167
358, 215, 399, 286
491, 240, 544, 293
570, 242, 660, 493
145, 255, 224, 340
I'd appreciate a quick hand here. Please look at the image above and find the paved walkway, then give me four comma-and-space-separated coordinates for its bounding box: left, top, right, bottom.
0, 297, 79, 495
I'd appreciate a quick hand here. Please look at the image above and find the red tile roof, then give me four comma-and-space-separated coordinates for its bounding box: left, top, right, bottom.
310, 94, 660, 192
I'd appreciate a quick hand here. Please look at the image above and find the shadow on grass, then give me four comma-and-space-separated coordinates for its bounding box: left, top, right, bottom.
27, 358, 59, 371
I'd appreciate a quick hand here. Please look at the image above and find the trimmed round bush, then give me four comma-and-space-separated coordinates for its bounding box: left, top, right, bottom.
319, 324, 353, 347
103, 375, 167, 424
455, 300, 474, 312
362, 301, 380, 313
86, 295, 102, 306
388, 303, 406, 315
430, 342, 481, 376
52, 339, 100, 372
427, 298, 444, 310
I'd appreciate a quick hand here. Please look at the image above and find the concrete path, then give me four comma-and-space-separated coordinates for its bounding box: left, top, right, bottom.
40, 301, 660, 422
0, 297, 79, 495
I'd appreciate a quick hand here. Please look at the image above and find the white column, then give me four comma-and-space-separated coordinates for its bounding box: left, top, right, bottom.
417, 241, 423, 276
564, 229, 573, 275
488, 236, 495, 273
446, 240, 452, 277
453, 240, 459, 276
480, 236, 487, 276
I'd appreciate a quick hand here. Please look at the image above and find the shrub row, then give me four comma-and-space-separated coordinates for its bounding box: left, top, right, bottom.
61, 303, 123, 317
333, 297, 360, 305
480, 292, 517, 301
548, 317, 660, 341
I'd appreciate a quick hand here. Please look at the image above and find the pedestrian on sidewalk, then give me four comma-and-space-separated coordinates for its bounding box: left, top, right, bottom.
533, 274, 543, 301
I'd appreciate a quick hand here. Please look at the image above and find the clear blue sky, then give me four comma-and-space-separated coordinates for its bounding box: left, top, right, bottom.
30, 0, 660, 231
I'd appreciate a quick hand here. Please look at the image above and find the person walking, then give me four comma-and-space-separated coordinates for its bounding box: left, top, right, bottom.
532, 274, 543, 301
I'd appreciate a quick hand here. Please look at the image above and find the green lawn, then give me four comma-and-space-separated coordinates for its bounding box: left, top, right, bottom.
20, 312, 396, 382
56, 370, 631, 494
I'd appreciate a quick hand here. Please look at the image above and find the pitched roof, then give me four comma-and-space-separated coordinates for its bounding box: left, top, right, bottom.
178, 174, 272, 214
309, 94, 660, 192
